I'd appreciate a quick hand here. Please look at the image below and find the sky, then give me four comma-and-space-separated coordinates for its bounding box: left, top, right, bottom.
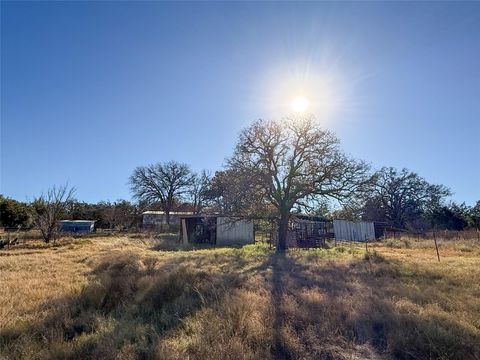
1, 1, 479, 206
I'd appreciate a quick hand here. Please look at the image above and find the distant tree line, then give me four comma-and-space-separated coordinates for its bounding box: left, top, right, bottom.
1, 194, 146, 235
0, 195, 31, 228
2, 115, 478, 245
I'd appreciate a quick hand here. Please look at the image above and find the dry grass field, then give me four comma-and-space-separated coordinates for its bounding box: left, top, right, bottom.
1, 234, 479, 360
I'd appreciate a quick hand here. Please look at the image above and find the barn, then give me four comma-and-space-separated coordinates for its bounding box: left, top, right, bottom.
179, 215, 254, 246
59, 220, 95, 234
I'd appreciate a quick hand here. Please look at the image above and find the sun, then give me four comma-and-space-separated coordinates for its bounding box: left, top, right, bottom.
291, 96, 310, 113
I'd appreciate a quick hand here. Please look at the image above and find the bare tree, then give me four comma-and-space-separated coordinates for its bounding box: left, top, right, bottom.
129, 161, 194, 224
31, 184, 76, 243
189, 170, 211, 214
229, 115, 370, 250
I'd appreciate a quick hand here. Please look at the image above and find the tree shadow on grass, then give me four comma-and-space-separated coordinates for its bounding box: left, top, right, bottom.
270, 252, 291, 359
267, 250, 480, 360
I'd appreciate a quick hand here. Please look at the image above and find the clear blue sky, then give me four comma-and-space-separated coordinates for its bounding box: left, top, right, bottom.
1, 1, 479, 205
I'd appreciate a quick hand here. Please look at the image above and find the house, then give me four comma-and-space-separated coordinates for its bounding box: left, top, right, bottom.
59, 220, 95, 234
179, 215, 254, 246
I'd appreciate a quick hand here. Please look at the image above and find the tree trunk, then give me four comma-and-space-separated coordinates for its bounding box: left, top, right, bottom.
166, 210, 170, 225
277, 211, 289, 252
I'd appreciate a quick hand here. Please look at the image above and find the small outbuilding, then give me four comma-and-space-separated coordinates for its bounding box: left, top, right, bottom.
59, 220, 95, 234
179, 215, 254, 246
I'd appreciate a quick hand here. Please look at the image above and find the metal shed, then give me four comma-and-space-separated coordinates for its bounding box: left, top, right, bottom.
333, 219, 375, 242
59, 220, 95, 234
180, 215, 254, 246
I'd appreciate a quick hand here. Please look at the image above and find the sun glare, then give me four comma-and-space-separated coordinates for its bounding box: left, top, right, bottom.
254, 61, 352, 123
291, 96, 310, 113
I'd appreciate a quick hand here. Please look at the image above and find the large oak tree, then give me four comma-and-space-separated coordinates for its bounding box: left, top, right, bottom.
228, 115, 369, 250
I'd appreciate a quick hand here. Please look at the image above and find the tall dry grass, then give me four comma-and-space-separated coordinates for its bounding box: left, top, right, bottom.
0, 235, 479, 359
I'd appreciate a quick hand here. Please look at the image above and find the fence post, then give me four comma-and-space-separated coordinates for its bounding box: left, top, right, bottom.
365, 234, 368, 253
433, 231, 440, 262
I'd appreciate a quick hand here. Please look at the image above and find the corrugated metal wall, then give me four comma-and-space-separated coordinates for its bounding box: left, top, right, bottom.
216, 217, 254, 246
333, 220, 375, 241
